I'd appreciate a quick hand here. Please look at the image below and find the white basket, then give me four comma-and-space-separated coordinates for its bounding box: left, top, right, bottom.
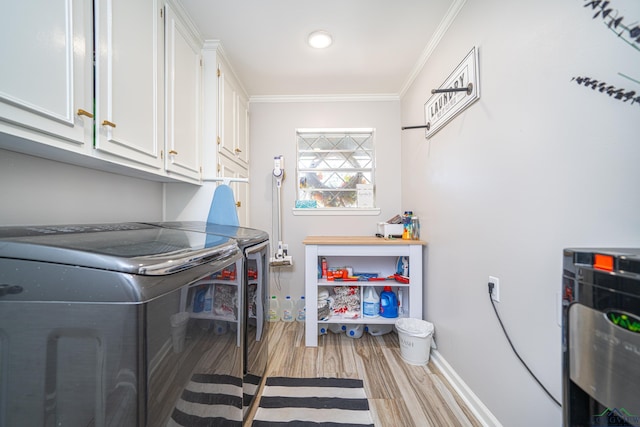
395, 318, 434, 365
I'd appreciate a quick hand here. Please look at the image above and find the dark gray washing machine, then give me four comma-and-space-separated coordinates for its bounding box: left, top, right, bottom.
0, 223, 247, 427
142, 221, 269, 418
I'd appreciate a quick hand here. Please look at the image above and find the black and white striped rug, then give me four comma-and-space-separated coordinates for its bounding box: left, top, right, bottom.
168, 373, 243, 427
252, 377, 374, 427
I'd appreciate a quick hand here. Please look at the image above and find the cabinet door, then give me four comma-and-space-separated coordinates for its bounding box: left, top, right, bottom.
0, 0, 93, 150
94, 0, 163, 169
219, 155, 249, 227
217, 59, 237, 162
164, 4, 202, 182
236, 95, 249, 166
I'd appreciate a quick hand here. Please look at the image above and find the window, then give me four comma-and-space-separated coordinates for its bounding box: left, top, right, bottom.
296, 129, 374, 209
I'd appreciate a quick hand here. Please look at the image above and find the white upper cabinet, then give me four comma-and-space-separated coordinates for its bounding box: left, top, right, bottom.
218, 58, 249, 168
94, 0, 164, 170
164, 4, 202, 182
0, 1, 239, 187
0, 0, 93, 150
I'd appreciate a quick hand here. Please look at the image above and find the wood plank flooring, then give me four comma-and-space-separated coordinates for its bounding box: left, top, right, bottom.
244, 321, 482, 427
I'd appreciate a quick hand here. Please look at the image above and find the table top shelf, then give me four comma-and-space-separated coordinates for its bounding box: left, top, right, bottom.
303, 236, 426, 246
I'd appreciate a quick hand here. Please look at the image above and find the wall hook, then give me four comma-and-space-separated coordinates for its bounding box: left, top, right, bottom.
401, 123, 431, 131
431, 82, 473, 96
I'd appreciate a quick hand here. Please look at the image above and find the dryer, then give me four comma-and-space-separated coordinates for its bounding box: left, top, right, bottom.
142, 221, 270, 419
0, 223, 245, 426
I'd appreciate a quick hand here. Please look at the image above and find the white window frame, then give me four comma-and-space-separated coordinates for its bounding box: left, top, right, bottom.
293, 128, 380, 216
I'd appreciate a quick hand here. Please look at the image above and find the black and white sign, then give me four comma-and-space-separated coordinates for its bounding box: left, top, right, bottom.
424, 47, 480, 139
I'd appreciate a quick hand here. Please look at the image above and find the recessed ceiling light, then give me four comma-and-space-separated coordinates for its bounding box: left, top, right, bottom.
307, 30, 333, 49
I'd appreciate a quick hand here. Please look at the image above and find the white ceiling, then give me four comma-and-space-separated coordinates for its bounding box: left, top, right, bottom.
178, 0, 458, 98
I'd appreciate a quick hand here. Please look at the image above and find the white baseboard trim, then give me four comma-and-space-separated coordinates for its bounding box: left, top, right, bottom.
431, 349, 503, 427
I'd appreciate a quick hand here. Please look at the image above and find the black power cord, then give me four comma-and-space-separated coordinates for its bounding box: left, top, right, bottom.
488, 282, 562, 407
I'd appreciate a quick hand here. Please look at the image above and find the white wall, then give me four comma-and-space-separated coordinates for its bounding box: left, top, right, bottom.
0, 149, 163, 225
401, 0, 640, 426
249, 100, 402, 298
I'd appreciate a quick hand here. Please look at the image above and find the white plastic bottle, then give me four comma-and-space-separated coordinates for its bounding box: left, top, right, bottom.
345, 324, 364, 338
328, 323, 345, 334
213, 320, 228, 335
363, 286, 380, 318
280, 295, 294, 322
268, 295, 280, 322
296, 296, 306, 322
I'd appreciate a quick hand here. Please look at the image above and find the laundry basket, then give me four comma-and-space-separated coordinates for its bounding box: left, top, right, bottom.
395, 318, 434, 365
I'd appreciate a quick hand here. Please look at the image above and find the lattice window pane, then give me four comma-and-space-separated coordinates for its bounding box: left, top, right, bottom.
297, 129, 374, 208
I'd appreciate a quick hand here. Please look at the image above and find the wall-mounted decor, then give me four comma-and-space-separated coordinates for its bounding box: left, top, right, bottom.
582, 0, 639, 51
401, 47, 480, 136
422, 46, 480, 139
573, 0, 639, 108
571, 75, 640, 106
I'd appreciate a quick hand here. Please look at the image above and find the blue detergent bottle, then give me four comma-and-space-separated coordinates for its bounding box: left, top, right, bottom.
379, 286, 398, 318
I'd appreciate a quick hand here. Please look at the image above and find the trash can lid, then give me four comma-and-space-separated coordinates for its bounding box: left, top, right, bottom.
395, 318, 434, 337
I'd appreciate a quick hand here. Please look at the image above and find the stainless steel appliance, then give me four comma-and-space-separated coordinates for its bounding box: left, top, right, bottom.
0, 223, 245, 427
142, 221, 269, 418
562, 248, 640, 427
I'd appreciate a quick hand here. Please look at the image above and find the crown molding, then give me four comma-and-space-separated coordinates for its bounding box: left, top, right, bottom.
399, 0, 468, 97
249, 93, 400, 104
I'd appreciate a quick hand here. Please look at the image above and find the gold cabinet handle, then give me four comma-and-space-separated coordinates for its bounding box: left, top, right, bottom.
234, 148, 242, 153
236, 201, 241, 207
77, 109, 94, 119
101, 120, 117, 128
169, 150, 178, 155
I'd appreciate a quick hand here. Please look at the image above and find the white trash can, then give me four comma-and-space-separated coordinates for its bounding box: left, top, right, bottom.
395, 318, 434, 365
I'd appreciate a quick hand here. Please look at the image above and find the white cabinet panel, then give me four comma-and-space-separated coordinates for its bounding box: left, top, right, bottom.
0, 0, 93, 149
217, 57, 248, 168
218, 59, 237, 161
219, 155, 249, 227
164, 4, 202, 182
94, 0, 163, 169
237, 96, 249, 165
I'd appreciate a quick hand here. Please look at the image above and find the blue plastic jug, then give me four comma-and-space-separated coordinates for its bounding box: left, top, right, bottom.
379, 286, 398, 318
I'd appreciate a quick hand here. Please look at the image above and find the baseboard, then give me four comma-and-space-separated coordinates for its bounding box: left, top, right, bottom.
430, 349, 503, 427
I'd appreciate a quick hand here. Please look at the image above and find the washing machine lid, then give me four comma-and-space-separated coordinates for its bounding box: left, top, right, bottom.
0, 223, 239, 275
144, 221, 269, 249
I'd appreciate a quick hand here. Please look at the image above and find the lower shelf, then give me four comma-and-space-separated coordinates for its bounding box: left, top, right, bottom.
188, 312, 237, 322
318, 315, 407, 324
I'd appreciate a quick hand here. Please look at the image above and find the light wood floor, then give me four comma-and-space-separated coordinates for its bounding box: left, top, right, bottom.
245, 321, 482, 427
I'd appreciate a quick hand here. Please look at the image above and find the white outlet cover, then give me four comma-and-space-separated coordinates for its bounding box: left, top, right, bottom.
489, 276, 500, 302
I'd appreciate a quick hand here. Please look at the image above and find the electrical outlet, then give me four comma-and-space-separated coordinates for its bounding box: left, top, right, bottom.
489, 276, 500, 302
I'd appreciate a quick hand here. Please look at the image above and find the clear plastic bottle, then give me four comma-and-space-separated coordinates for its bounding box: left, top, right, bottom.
280, 295, 294, 322
203, 285, 213, 313
411, 216, 420, 240
328, 323, 345, 334
366, 324, 393, 336
268, 295, 279, 322
363, 286, 380, 318
318, 324, 328, 335
296, 296, 306, 322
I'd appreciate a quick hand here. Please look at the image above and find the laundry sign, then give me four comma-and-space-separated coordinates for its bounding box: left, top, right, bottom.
424, 46, 480, 139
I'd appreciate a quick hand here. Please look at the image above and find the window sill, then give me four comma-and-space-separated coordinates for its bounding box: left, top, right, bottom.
292, 208, 381, 216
